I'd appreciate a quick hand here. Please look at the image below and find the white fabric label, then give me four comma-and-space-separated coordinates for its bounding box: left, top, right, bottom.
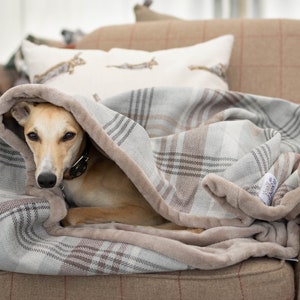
258, 173, 278, 206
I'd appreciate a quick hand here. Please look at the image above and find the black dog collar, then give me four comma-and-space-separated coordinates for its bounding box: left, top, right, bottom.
64, 137, 90, 180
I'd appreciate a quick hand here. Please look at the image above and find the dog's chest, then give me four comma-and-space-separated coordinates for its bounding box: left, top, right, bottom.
62, 158, 145, 209
62, 179, 116, 207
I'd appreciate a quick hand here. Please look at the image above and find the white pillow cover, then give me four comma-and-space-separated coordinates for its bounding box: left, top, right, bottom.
22, 35, 234, 101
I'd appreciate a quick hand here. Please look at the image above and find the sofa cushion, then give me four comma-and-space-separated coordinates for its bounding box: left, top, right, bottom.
76, 19, 300, 104
0, 258, 294, 300
22, 35, 234, 100
134, 4, 181, 22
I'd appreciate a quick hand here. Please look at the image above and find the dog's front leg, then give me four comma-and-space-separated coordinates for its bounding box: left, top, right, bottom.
62, 206, 165, 227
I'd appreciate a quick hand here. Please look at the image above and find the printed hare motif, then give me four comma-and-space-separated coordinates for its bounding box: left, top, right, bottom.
33, 53, 86, 84
106, 57, 158, 70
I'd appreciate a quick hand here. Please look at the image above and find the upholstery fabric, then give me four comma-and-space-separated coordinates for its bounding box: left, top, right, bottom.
0, 258, 294, 300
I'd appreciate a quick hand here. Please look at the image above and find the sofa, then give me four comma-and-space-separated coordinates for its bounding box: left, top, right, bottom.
1, 17, 300, 300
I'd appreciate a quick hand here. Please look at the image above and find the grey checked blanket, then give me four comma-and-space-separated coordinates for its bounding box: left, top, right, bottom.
0, 84, 300, 275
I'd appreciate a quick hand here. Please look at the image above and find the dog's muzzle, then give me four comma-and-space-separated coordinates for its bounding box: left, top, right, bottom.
37, 172, 57, 188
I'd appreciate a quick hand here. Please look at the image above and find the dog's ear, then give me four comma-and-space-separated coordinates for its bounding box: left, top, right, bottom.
11, 102, 34, 126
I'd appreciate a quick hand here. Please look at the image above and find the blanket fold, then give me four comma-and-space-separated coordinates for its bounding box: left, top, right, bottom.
0, 84, 300, 275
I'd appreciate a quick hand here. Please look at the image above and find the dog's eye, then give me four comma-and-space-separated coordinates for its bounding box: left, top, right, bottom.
62, 132, 76, 142
27, 132, 39, 141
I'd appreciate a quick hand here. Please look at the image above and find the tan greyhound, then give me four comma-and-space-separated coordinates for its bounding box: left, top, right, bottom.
11, 102, 203, 232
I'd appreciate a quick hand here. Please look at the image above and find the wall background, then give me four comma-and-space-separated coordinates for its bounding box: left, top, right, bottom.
1, 0, 300, 63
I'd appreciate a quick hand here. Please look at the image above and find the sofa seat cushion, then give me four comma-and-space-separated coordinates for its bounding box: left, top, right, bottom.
0, 258, 294, 300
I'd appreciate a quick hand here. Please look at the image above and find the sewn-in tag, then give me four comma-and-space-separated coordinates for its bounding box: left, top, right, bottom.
258, 173, 278, 206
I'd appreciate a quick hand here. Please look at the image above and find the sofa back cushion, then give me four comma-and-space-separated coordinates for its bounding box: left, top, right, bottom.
77, 19, 300, 104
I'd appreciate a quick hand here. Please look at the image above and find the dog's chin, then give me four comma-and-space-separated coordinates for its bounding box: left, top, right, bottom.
36, 183, 59, 189
35, 172, 63, 189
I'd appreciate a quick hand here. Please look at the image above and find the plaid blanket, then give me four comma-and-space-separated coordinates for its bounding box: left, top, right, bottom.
0, 84, 299, 275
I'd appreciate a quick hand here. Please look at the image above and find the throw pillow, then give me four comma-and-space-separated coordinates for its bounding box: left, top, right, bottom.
22, 34, 234, 101
134, 4, 181, 22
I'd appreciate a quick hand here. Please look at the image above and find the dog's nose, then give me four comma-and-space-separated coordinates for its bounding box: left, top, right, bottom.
37, 172, 57, 188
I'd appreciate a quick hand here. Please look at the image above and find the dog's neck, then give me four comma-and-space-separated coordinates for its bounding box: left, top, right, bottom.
63, 134, 90, 180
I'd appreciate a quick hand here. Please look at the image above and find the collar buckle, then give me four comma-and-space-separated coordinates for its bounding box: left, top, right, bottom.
68, 154, 89, 179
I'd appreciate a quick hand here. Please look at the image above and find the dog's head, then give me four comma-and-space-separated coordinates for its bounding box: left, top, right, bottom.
11, 102, 85, 188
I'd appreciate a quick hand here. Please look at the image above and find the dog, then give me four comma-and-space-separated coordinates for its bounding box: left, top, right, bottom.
11, 102, 203, 232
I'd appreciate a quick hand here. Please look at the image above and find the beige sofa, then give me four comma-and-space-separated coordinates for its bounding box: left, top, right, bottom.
1, 18, 300, 300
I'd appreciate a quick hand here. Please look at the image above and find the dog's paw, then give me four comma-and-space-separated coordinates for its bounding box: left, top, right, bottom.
187, 228, 205, 234
61, 208, 84, 226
